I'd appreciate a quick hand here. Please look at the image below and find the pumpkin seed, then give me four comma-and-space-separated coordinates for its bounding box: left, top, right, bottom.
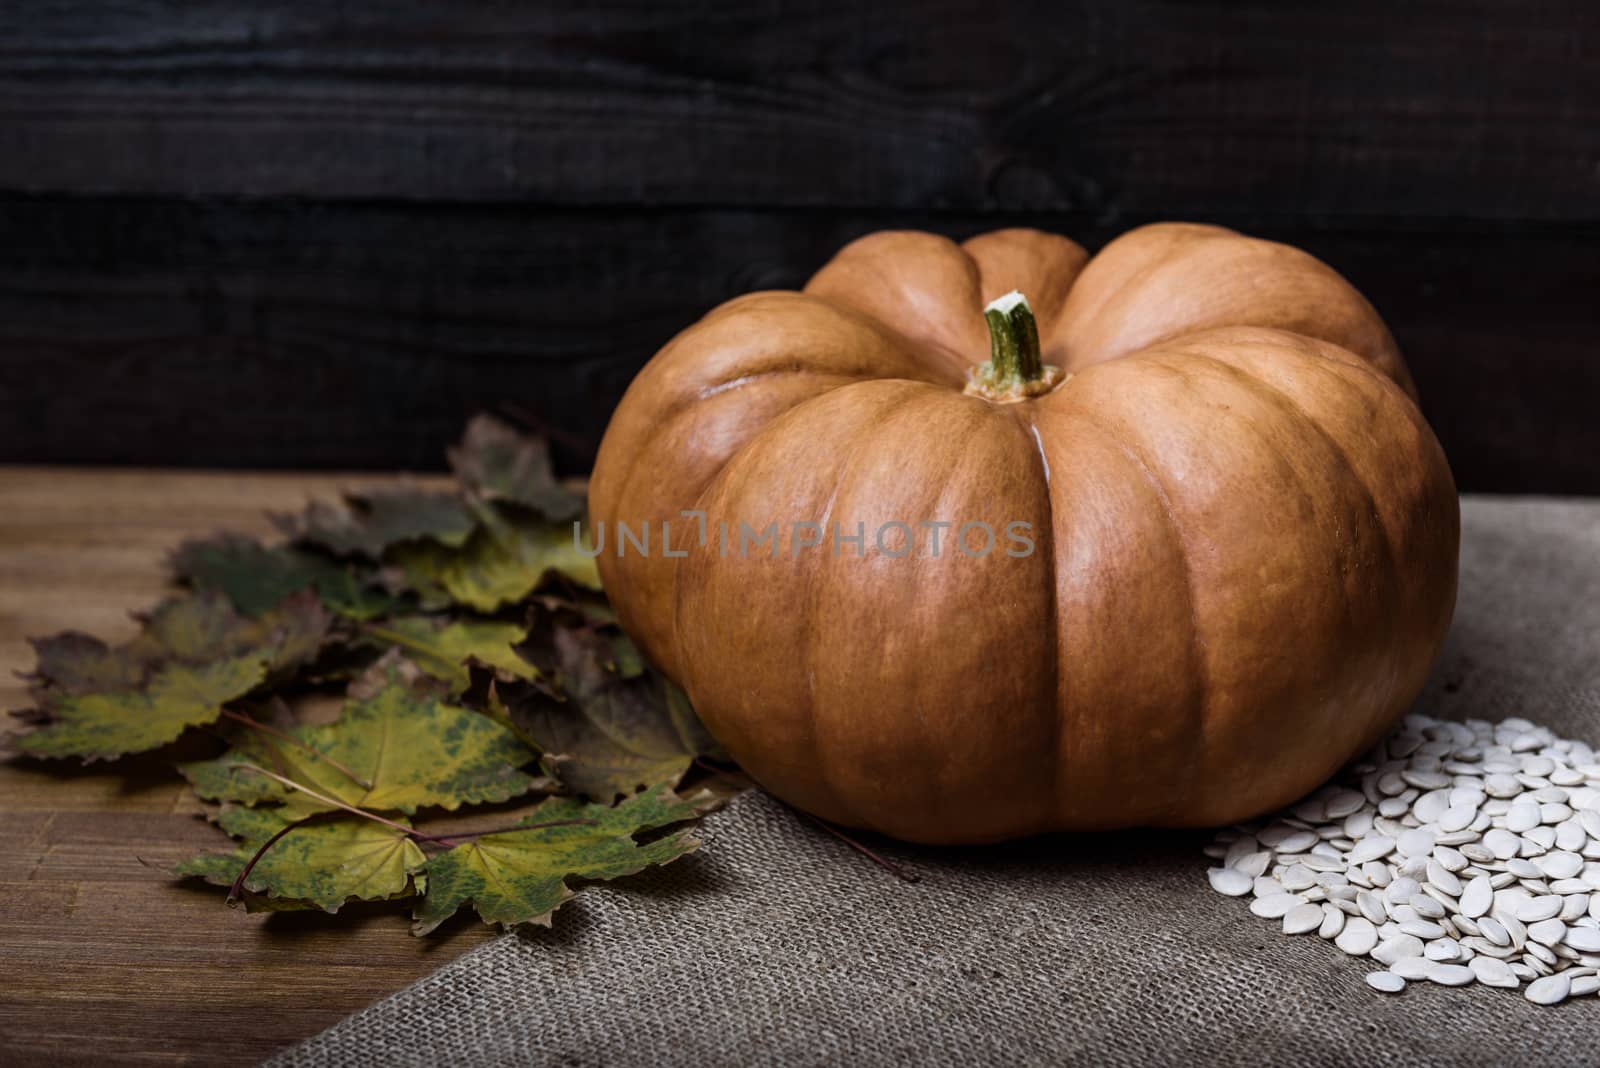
1525, 973, 1571, 1005
1283, 903, 1324, 935
1365, 971, 1406, 993
1203, 713, 1600, 1004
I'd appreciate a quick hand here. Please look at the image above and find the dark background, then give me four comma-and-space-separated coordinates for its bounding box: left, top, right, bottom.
0, 1, 1594, 492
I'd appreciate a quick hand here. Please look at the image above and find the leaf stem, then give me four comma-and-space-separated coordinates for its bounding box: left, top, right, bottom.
228, 763, 598, 849
423, 819, 599, 847
227, 815, 312, 904
794, 805, 921, 885
219, 708, 374, 790
229, 763, 450, 842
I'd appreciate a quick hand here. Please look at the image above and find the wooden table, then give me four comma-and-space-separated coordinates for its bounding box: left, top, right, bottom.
0, 467, 498, 1066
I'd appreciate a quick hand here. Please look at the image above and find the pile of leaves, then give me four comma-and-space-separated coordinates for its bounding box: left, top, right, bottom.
9, 416, 734, 934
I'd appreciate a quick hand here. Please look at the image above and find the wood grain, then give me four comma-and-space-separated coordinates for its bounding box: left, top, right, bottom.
0, 197, 1595, 492
0, 466, 496, 1067
0, 1, 1594, 220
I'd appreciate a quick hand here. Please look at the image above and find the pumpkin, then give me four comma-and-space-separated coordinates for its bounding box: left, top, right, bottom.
588, 223, 1459, 844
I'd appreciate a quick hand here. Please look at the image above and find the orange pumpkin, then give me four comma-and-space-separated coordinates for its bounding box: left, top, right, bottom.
588, 224, 1459, 844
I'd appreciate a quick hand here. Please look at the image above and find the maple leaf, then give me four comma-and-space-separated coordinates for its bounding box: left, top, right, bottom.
491, 617, 715, 802
411, 784, 704, 935
14, 655, 268, 761
178, 673, 545, 816
176, 805, 425, 913
274, 484, 476, 558
14, 591, 330, 761
138, 590, 331, 679
448, 414, 585, 521
365, 616, 538, 694
388, 504, 600, 613
172, 533, 396, 620
24, 631, 148, 699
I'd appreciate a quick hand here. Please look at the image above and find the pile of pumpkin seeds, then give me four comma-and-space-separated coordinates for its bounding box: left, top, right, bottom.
1204, 713, 1600, 1004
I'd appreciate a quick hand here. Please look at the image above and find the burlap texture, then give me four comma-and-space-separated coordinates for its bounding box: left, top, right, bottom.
271, 496, 1600, 1067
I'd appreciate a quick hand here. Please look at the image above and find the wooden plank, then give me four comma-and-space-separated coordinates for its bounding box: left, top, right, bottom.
0, 467, 496, 1066
0, 197, 1595, 492
0, 1, 1595, 219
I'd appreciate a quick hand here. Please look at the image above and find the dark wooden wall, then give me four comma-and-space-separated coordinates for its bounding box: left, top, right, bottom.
0, 1, 1596, 491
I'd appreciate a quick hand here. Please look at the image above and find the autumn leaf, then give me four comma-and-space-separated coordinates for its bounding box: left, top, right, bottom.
448, 414, 585, 521
14, 655, 269, 761
178, 673, 546, 816
365, 616, 538, 694
411, 784, 704, 935
172, 533, 396, 620
23, 632, 148, 699
176, 805, 425, 913
491, 618, 715, 802
389, 504, 600, 613
13, 591, 330, 761
274, 484, 476, 558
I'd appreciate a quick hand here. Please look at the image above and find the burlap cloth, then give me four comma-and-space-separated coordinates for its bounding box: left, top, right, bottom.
272, 496, 1600, 1067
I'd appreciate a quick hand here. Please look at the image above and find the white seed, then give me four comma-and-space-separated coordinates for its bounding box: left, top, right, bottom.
1283, 903, 1324, 935
1348, 837, 1397, 865
1470, 955, 1519, 988
1336, 917, 1379, 956
1372, 934, 1425, 966
1390, 956, 1433, 979
1397, 828, 1436, 857
1318, 904, 1346, 939
1517, 896, 1564, 923
1571, 974, 1600, 996
1277, 830, 1318, 854
1538, 852, 1584, 880
1208, 867, 1253, 897
1507, 802, 1541, 833
1528, 918, 1568, 946
1484, 829, 1521, 859
1565, 927, 1600, 953
1410, 894, 1447, 920
1400, 919, 1446, 940
1459, 875, 1495, 919
1426, 962, 1475, 986
1426, 860, 1462, 897
1525, 973, 1571, 1005
1250, 894, 1301, 919
1366, 971, 1406, 993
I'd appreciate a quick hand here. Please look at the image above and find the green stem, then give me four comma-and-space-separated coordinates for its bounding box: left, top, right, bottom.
982, 292, 1043, 385
966, 291, 1062, 401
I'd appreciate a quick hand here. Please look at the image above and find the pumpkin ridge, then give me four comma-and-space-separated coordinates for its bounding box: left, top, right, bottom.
1160, 341, 1433, 766
1066, 406, 1210, 824
1160, 343, 1403, 599
1016, 407, 1065, 832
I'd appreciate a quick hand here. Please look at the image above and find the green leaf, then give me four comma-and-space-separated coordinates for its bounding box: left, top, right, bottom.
448, 414, 585, 521
389, 506, 600, 613
15, 654, 269, 761
366, 617, 538, 695
177, 806, 426, 913
412, 784, 704, 935
496, 620, 715, 802
172, 533, 396, 619
275, 485, 477, 558
179, 674, 544, 816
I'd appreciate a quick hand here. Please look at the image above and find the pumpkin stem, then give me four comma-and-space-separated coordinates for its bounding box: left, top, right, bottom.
965, 291, 1065, 402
